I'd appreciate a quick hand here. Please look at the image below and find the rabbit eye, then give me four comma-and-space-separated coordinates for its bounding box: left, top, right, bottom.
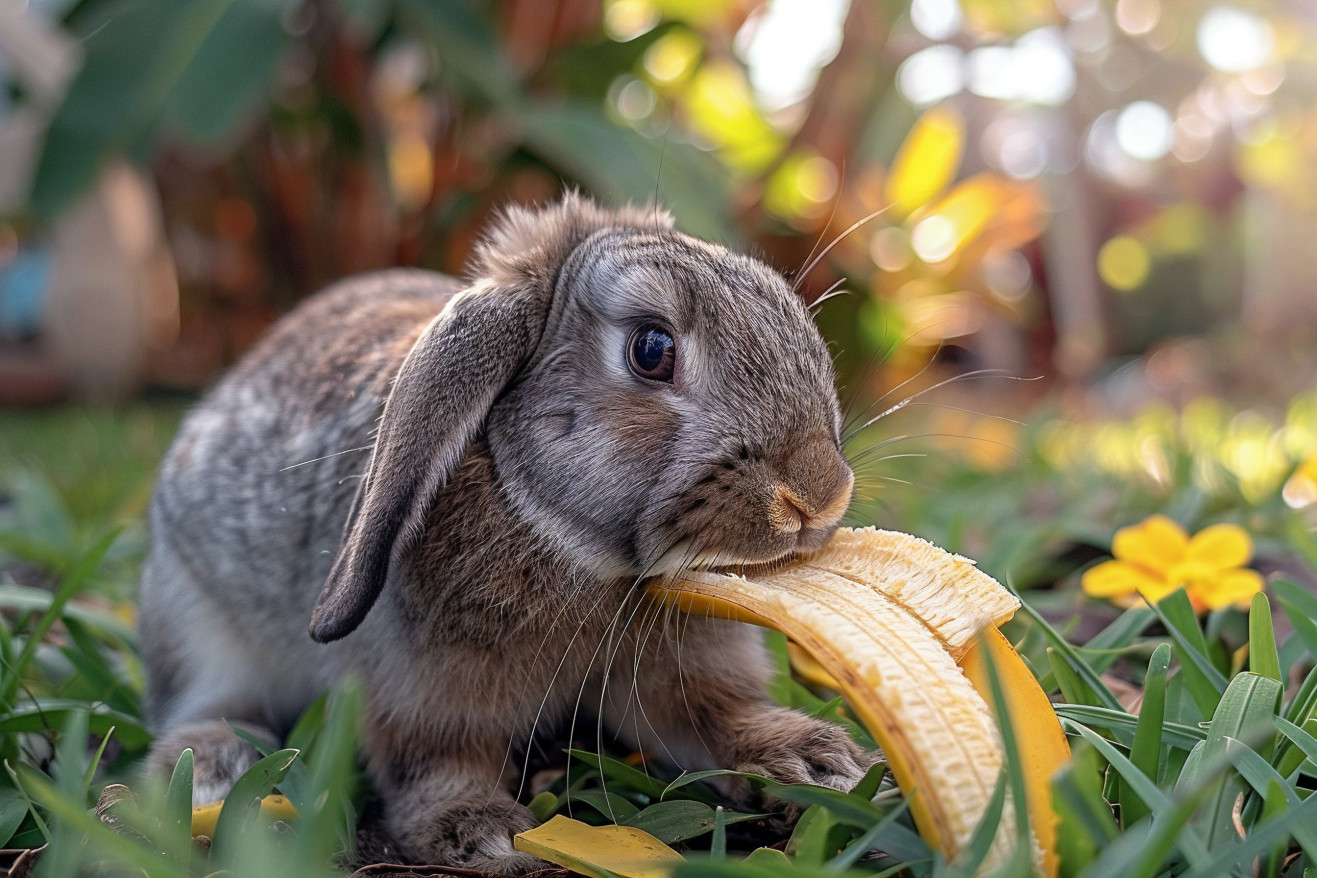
628, 327, 676, 383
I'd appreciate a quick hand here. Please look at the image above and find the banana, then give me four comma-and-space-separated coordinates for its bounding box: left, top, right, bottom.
651, 527, 1067, 877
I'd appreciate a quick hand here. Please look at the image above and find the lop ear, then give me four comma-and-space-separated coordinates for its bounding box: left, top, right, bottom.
308, 194, 672, 643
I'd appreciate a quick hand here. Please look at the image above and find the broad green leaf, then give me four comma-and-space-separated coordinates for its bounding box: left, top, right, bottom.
624, 800, 755, 844
573, 789, 642, 823
570, 750, 678, 802
785, 804, 837, 867
0, 701, 151, 751
760, 782, 882, 829
530, 791, 559, 822
32, 1, 262, 218
521, 103, 736, 245
208, 748, 299, 865
0, 787, 28, 848
662, 768, 771, 798
161, 0, 289, 146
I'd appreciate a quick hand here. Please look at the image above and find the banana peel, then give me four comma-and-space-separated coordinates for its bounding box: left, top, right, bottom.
651, 527, 1068, 877
190, 794, 298, 839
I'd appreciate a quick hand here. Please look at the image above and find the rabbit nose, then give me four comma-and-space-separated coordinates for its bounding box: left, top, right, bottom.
769, 436, 854, 534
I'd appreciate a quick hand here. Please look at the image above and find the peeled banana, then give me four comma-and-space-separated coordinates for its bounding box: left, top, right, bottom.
651, 527, 1068, 877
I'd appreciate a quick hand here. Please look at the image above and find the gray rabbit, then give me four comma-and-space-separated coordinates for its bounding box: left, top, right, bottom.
139, 194, 871, 871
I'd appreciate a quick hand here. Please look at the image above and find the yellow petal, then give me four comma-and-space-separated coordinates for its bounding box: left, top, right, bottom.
514, 815, 683, 878
1185, 523, 1253, 570
1081, 560, 1165, 599
1190, 569, 1265, 611
1111, 515, 1188, 577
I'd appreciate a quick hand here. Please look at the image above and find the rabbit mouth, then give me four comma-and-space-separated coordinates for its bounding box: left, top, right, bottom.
640, 527, 838, 581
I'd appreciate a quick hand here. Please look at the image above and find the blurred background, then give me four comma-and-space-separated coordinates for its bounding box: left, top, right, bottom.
3, 0, 1317, 617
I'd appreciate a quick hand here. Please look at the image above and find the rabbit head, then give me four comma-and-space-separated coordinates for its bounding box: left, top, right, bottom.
309, 193, 852, 643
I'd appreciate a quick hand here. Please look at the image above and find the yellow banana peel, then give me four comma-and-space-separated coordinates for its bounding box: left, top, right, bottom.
652, 527, 1069, 877
190, 793, 298, 839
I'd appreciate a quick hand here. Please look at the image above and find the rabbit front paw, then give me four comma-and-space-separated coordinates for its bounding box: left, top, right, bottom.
390, 793, 544, 873
731, 708, 878, 794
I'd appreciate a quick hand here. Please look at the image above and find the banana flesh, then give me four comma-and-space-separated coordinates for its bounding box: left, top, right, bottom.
652, 527, 1065, 876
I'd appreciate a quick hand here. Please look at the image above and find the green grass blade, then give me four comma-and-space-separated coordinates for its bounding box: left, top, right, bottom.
38, 709, 90, 878
825, 798, 913, 872
1083, 606, 1158, 658
710, 806, 726, 859
1123, 643, 1171, 826
1195, 672, 1284, 851
2, 529, 120, 705
1049, 648, 1104, 708
1249, 594, 1282, 684
1051, 744, 1119, 870
1282, 657, 1317, 728
294, 682, 364, 865
164, 748, 194, 863
1016, 597, 1123, 711
22, 767, 185, 878
81, 724, 116, 790
1053, 704, 1205, 749
1181, 791, 1317, 878
1062, 721, 1171, 815
1223, 738, 1317, 860
1275, 716, 1317, 770
1258, 779, 1287, 878
977, 635, 1034, 877
1149, 591, 1227, 719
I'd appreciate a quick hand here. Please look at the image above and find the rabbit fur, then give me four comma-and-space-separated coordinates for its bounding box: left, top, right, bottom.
139, 193, 871, 871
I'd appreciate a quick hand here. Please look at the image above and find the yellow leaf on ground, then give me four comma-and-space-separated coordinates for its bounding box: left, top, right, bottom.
514, 815, 685, 878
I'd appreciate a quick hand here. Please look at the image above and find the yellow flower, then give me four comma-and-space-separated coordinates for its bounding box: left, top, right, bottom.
1081, 514, 1264, 612
1283, 458, 1317, 509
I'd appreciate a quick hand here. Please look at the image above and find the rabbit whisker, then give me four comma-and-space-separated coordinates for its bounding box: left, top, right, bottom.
277, 444, 374, 472
505, 570, 600, 804
793, 202, 897, 293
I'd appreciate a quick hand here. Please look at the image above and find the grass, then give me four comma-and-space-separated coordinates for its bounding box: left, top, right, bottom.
2, 398, 1317, 877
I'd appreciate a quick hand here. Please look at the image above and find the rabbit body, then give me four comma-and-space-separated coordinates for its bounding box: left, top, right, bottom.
140, 196, 870, 871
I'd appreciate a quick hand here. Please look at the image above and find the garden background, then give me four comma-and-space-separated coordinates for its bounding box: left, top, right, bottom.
4, 1, 1317, 876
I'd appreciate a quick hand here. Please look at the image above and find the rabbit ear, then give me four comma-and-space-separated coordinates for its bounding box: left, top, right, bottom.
308, 283, 546, 642
308, 194, 673, 643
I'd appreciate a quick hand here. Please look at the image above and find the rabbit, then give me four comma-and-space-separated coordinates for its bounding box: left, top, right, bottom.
138, 193, 873, 871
